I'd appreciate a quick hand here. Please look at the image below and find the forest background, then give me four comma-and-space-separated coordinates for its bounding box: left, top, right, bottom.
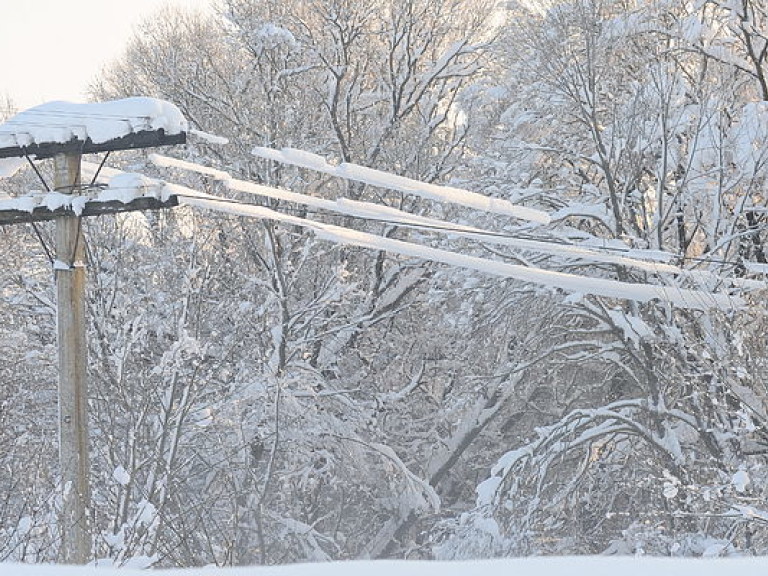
2, 0, 768, 567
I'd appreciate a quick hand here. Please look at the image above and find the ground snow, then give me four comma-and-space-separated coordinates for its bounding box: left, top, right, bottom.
2, 557, 768, 576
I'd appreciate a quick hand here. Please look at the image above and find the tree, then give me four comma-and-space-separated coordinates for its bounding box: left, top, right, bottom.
435, 0, 768, 557
86, 0, 506, 565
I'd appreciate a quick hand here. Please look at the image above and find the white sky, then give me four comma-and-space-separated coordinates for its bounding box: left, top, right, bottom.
0, 0, 212, 111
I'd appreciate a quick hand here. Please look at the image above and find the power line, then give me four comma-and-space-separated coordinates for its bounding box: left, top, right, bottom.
10, 175, 768, 275
179, 192, 744, 310
170, 192, 756, 301
152, 153, 766, 270
170, 187, 755, 270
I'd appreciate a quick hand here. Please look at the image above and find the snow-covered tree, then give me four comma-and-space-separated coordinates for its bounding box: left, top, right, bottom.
434, 0, 768, 557
4, 0, 768, 566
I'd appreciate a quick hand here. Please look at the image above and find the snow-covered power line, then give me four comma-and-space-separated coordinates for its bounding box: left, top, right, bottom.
251, 146, 551, 225
80, 162, 744, 310
151, 154, 765, 291
150, 155, 680, 275
176, 193, 742, 311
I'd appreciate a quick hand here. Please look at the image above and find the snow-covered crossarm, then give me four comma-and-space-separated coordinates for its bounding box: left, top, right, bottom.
178, 194, 743, 311
0, 98, 187, 163
251, 146, 551, 225
0, 173, 178, 224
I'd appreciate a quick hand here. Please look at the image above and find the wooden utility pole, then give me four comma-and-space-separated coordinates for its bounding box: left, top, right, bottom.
0, 101, 186, 565
54, 153, 91, 564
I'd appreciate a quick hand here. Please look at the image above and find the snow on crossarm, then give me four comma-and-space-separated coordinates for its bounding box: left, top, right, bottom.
0, 97, 187, 169
0, 173, 176, 222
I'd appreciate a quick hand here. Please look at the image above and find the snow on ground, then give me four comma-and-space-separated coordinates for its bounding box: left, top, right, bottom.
2, 557, 768, 576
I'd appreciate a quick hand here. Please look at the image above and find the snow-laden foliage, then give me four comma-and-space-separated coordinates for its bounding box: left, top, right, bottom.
2, 0, 768, 568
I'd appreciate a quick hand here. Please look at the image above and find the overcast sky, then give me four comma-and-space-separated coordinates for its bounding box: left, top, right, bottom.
0, 0, 211, 111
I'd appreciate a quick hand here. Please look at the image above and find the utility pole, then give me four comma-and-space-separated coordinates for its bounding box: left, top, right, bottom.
0, 98, 187, 565
54, 152, 91, 564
